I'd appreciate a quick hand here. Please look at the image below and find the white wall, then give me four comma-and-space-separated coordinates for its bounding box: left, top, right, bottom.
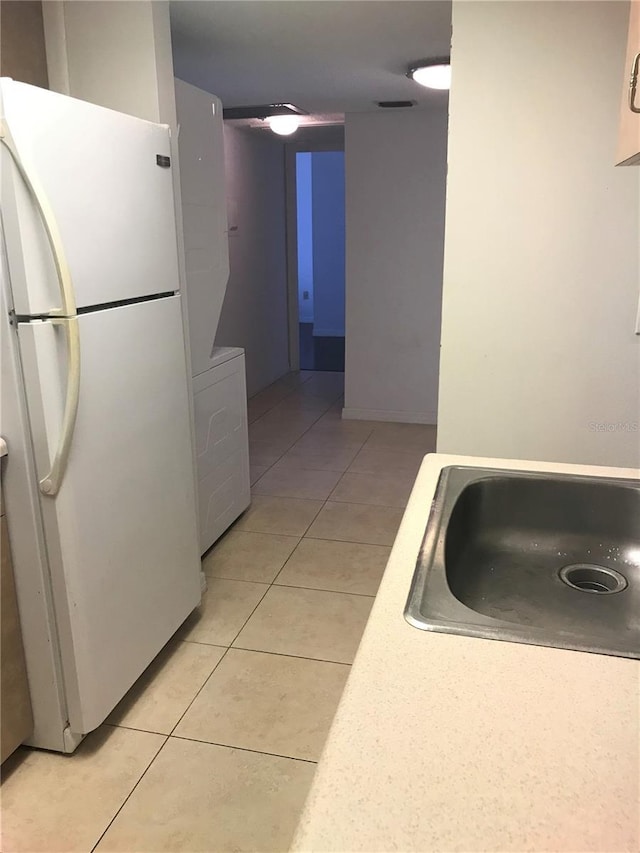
312, 151, 345, 338
216, 125, 289, 397
175, 79, 229, 378
1, 0, 49, 88
43, 0, 175, 126
343, 108, 448, 423
437, 0, 640, 468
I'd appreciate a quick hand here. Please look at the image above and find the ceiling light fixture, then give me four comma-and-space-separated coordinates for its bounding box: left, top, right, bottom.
267, 115, 302, 136
407, 60, 451, 91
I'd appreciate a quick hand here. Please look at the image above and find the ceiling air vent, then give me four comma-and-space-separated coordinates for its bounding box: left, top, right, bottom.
376, 100, 415, 108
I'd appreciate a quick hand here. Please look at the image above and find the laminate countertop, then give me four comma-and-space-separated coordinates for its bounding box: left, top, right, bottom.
292, 453, 640, 853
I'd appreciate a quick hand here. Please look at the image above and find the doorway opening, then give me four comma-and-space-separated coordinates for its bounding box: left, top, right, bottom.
295, 150, 345, 371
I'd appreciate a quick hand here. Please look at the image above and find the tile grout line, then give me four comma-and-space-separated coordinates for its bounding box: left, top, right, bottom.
177, 642, 354, 669
204, 575, 378, 598
248, 375, 317, 422
195, 486, 362, 759
248, 372, 350, 487
164, 448, 316, 738
250, 394, 340, 484
203, 523, 391, 596
258, 422, 372, 600
290, 534, 392, 549
225, 493, 329, 643
254, 427, 428, 484
166, 645, 235, 738
275, 442, 364, 473
217, 434, 365, 680
324, 495, 409, 510
169, 733, 319, 765
248, 372, 312, 417
249, 371, 339, 423
217, 646, 353, 667
205, 532, 392, 564
102, 721, 169, 737
250, 488, 409, 510
251, 412, 352, 482
268, 518, 327, 588
94, 643, 239, 849
89, 732, 169, 852
164, 570, 278, 741
229, 644, 357, 667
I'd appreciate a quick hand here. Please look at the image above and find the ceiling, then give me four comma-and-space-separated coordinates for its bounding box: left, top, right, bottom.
170, 1, 452, 116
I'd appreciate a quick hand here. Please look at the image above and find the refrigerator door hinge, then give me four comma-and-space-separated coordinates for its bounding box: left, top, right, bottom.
62, 725, 85, 754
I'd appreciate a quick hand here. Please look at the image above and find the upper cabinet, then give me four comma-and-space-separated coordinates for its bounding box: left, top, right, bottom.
617, 0, 640, 165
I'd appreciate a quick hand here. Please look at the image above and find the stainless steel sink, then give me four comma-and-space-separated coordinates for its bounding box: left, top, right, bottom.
405, 466, 640, 659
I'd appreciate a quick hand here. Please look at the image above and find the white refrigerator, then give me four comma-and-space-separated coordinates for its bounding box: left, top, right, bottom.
0, 79, 201, 752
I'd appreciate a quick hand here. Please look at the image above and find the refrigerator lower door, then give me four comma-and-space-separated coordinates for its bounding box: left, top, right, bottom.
17, 295, 200, 736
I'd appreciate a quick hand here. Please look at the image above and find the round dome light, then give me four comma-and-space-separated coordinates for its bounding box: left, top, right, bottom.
408, 63, 451, 91
267, 115, 301, 136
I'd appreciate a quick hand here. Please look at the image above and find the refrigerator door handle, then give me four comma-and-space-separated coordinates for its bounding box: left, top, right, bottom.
0, 119, 77, 318
39, 317, 81, 496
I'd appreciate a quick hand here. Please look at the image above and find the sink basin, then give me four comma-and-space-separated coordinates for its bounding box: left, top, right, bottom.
405, 466, 640, 659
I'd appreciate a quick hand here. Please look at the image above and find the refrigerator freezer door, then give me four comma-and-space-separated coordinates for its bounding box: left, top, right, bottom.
17, 295, 200, 735
0, 79, 180, 315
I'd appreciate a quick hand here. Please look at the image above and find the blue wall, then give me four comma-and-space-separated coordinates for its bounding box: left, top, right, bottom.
296, 152, 314, 323
311, 151, 345, 337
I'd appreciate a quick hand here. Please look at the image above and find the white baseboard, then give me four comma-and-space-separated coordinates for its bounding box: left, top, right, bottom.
312, 328, 345, 338
342, 407, 437, 425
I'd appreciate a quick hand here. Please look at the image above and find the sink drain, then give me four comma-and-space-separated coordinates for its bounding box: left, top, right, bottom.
559, 564, 628, 594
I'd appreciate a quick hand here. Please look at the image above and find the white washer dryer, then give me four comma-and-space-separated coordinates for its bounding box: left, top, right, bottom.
175, 80, 250, 554
192, 347, 250, 554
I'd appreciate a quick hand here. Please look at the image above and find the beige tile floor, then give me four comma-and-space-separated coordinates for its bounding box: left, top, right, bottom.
0, 370, 436, 853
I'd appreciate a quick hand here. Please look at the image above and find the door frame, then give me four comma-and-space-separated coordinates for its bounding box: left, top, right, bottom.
284, 127, 345, 371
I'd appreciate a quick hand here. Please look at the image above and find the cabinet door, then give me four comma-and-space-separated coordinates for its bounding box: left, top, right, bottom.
617, 0, 640, 165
